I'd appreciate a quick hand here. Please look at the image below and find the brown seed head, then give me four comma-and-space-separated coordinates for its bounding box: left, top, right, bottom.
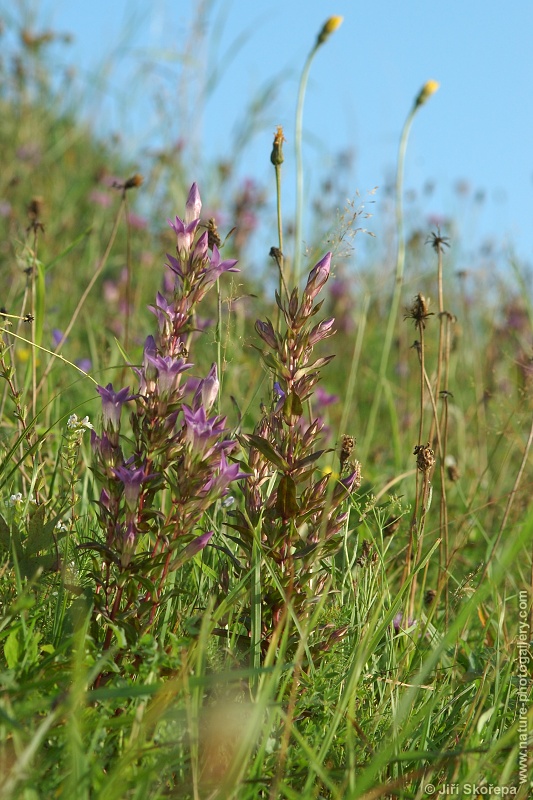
413, 442, 435, 472
405, 294, 433, 328
339, 434, 355, 468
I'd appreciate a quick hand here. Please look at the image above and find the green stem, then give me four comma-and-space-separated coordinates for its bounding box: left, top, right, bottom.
294, 45, 318, 285
361, 106, 416, 463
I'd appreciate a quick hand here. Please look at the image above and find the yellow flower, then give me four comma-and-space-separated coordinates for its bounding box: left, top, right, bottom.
316, 15, 343, 46
414, 79, 440, 109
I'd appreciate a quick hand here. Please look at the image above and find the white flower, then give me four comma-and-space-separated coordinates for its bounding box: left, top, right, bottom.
67, 413, 93, 431
8, 492, 23, 506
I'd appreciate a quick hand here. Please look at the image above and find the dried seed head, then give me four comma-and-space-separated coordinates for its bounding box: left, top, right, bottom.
405, 293, 433, 328
426, 228, 450, 252
339, 434, 355, 469
27, 196, 43, 220
413, 442, 435, 472
124, 173, 144, 190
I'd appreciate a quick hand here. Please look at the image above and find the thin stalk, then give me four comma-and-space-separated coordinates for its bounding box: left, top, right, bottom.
427, 233, 452, 623
361, 79, 440, 462
293, 46, 316, 285
294, 18, 343, 283
362, 107, 415, 460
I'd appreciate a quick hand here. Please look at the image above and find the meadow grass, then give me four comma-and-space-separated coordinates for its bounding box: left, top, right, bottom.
0, 11, 532, 800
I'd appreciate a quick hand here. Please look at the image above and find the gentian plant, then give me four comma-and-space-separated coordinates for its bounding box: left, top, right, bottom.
89, 184, 245, 654
234, 253, 361, 653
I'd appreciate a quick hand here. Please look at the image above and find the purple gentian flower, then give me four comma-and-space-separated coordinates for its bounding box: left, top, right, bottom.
183, 405, 228, 457
205, 245, 239, 285
96, 383, 134, 431
113, 463, 155, 512
167, 207, 200, 254
145, 353, 193, 398
202, 450, 249, 496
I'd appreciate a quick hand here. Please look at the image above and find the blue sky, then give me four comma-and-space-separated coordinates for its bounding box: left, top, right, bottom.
16, 0, 533, 271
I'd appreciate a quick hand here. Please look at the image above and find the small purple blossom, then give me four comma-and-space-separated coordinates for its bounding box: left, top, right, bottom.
183, 405, 228, 458
96, 383, 134, 431
113, 463, 156, 512
202, 450, 249, 496
273, 382, 285, 401
205, 245, 239, 285
145, 353, 193, 398
167, 209, 200, 254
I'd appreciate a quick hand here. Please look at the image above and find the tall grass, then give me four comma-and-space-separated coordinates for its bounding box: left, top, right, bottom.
0, 8, 532, 800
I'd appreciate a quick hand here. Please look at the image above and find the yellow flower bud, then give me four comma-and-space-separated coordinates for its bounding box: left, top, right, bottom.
270, 125, 286, 166
414, 79, 440, 109
316, 15, 343, 46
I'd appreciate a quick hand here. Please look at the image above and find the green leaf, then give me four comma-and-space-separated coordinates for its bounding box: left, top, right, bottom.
282, 390, 303, 426
276, 475, 299, 519
244, 434, 289, 470
4, 628, 20, 670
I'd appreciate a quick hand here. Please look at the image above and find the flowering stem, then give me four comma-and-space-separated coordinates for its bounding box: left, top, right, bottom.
294, 18, 343, 284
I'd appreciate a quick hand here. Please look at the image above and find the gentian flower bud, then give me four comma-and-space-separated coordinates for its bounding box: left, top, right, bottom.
193, 363, 219, 413
304, 252, 331, 302
185, 182, 202, 224
255, 319, 277, 349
